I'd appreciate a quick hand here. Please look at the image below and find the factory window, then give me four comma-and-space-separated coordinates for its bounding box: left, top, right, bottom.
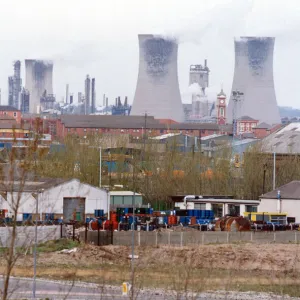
194, 203, 206, 210
13, 112, 17, 117
136, 130, 139, 132
3, 112, 7, 115
84, 129, 87, 132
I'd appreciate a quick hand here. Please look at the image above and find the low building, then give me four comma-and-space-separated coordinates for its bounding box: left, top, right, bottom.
170, 195, 260, 218
260, 181, 300, 222
0, 178, 109, 222
110, 191, 143, 208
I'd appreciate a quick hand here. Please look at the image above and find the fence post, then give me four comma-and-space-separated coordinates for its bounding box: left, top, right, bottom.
155, 231, 158, 247
72, 223, 75, 241
273, 232, 276, 242
110, 224, 113, 245
250, 231, 253, 242
226, 232, 229, 243
85, 222, 88, 244
168, 231, 171, 246
180, 232, 183, 247
138, 231, 141, 246
97, 224, 100, 246
295, 231, 297, 243
60, 223, 63, 238
202, 232, 204, 244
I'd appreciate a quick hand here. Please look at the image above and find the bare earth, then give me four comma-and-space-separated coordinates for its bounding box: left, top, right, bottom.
1, 243, 300, 297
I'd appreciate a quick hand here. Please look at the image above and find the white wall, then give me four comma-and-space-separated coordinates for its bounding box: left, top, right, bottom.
259, 198, 300, 222
0, 179, 109, 217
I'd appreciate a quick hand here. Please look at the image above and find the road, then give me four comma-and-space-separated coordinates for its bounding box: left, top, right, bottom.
0, 277, 292, 299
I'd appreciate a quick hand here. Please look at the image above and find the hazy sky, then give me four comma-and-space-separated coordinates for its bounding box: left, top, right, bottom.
1, 0, 300, 107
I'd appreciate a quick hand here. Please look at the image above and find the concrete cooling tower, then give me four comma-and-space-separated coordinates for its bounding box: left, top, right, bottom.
25, 60, 53, 113
131, 34, 184, 122
227, 37, 281, 125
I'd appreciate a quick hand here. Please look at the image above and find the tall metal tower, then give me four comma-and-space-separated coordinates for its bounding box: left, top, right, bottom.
8, 60, 22, 109
84, 75, 91, 115
91, 78, 96, 113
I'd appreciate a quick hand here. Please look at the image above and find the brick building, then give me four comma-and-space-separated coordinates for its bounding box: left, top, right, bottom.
236, 116, 259, 136
56, 115, 219, 140
0, 106, 22, 123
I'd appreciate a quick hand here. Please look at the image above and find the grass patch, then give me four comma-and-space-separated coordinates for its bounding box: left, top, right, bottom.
37, 239, 80, 253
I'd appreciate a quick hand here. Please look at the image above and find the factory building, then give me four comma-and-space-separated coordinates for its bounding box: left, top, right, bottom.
131, 34, 184, 122
227, 37, 281, 125
0, 178, 109, 222
91, 78, 96, 114
8, 61, 22, 110
25, 60, 54, 114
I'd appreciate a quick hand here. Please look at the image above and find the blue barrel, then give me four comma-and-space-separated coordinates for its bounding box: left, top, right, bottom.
86, 217, 91, 223
95, 209, 104, 217
23, 213, 32, 221
179, 216, 186, 224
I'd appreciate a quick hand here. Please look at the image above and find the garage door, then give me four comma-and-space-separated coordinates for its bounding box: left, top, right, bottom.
63, 198, 85, 222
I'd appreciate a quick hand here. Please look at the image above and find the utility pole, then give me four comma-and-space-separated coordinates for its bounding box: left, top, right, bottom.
99, 147, 102, 188
131, 162, 136, 299
273, 150, 276, 190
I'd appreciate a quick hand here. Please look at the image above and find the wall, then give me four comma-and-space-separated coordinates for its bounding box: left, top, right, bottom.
0, 180, 109, 220
81, 230, 300, 246
259, 198, 300, 222
0, 225, 62, 247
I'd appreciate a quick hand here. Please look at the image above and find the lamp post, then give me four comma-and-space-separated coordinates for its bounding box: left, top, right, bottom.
32, 188, 44, 299
99, 146, 102, 188
273, 149, 276, 190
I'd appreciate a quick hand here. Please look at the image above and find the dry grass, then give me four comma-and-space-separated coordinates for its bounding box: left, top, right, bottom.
1, 243, 300, 297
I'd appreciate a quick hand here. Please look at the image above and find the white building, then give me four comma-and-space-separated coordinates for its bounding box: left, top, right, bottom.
0, 178, 109, 222
173, 196, 260, 218
260, 181, 300, 222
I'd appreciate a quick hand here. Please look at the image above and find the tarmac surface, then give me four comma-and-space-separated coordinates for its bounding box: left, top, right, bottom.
0, 277, 299, 299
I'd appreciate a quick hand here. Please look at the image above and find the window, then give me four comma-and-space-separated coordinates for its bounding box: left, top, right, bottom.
194, 203, 206, 210
84, 128, 87, 132
67, 128, 70, 132
220, 107, 224, 117
13, 112, 17, 117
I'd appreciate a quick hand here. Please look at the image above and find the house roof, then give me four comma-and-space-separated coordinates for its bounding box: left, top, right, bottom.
0, 106, 20, 112
260, 181, 300, 200
255, 122, 271, 129
60, 115, 219, 131
237, 116, 257, 121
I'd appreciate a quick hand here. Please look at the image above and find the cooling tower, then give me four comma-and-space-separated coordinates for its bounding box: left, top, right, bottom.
25, 60, 53, 114
131, 34, 184, 122
227, 37, 280, 125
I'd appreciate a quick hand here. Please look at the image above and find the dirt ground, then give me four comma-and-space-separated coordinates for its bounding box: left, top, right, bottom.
1, 243, 300, 296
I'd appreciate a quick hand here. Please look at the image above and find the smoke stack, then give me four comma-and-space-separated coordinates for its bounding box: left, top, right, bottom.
91, 78, 95, 113
70, 94, 73, 104
118, 96, 121, 106
124, 96, 128, 106
103, 94, 105, 106
204, 59, 207, 68
106, 97, 108, 107
66, 84, 69, 104
115, 98, 117, 106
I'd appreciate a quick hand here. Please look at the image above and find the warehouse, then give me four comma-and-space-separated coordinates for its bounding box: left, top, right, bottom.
0, 178, 109, 222
260, 181, 300, 223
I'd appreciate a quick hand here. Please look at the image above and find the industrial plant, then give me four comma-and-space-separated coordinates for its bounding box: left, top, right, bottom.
25, 59, 55, 114
227, 37, 281, 125
131, 34, 184, 122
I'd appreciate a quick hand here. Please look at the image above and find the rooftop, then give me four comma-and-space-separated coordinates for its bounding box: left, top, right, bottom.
238, 116, 257, 121
255, 122, 272, 130
0, 106, 20, 112
261, 181, 300, 200
60, 115, 219, 131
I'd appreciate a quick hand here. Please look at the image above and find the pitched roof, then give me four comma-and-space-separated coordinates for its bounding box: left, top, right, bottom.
255, 122, 271, 129
237, 116, 257, 121
260, 181, 300, 199
60, 115, 219, 131
0, 106, 20, 112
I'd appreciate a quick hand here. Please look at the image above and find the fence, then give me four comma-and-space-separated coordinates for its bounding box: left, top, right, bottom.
0, 225, 63, 248
81, 230, 300, 246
